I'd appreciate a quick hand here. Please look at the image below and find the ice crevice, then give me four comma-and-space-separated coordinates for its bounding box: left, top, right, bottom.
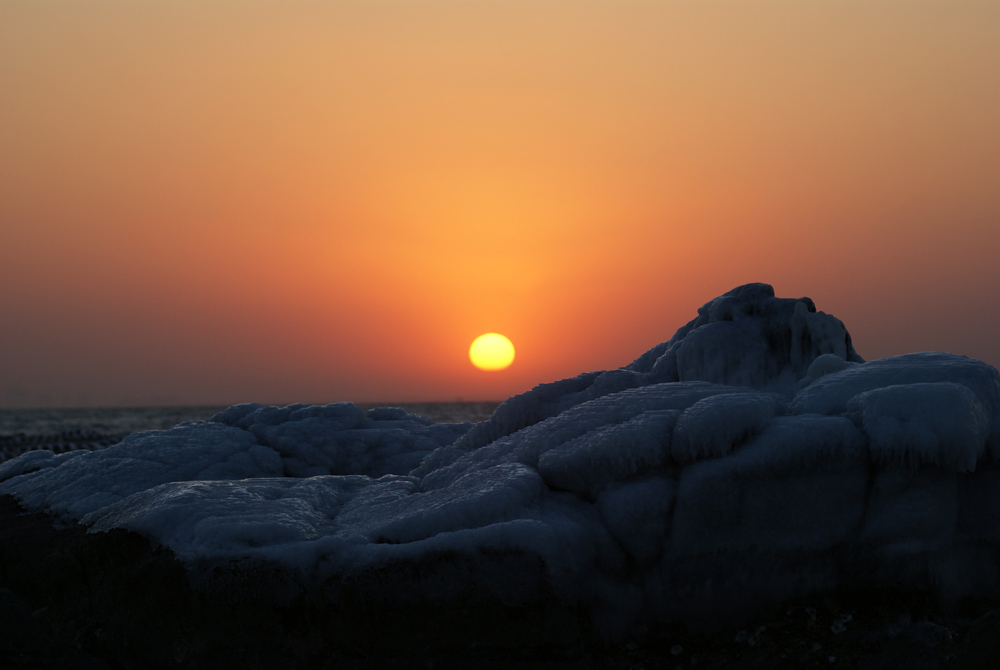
2, 282, 1000, 636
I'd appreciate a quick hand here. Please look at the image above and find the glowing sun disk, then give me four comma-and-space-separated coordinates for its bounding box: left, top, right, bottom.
469, 333, 515, 371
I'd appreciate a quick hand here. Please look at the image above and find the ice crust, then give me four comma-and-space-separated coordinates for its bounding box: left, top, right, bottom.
3, 282, 1000, 634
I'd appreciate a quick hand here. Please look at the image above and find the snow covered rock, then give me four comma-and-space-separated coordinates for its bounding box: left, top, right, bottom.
2, 282, 1000, 646
848, 382, 990, 472
628, 282, 863, 387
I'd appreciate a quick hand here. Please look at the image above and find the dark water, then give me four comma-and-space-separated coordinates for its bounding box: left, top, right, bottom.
357, 401, 498, 425
0, 401, 500, 463
0, 406, 231, 437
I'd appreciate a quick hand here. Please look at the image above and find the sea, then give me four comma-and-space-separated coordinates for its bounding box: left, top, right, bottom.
0, 401, 499, 463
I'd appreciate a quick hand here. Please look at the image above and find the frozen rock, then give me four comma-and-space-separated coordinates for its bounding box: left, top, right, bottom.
671, 391, 781, 463
214, 402, 471, 477
670, 415, 869, 556
597, 477, 676, 568
629, 283, 863, 390
848, 382, 989, 472
452, 283, 863, 455
0, 422, 276, 521
792, 352, 1000, 462
2, 283, 1000, 642
538, 409, 678, 498
798, 352, 858, 389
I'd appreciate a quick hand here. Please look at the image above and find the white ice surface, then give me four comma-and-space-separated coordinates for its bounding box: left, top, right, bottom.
3, 283, 1000, 634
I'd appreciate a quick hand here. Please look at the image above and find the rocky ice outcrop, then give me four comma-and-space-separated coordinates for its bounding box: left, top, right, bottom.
427, 282, 861, 464
2, 283, 1000, 641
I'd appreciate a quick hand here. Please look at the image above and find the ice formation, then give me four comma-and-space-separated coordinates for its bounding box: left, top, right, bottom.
3, 282, 1000, 636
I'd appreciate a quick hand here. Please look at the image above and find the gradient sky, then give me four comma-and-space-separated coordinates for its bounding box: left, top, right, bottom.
2, 1, 999, 408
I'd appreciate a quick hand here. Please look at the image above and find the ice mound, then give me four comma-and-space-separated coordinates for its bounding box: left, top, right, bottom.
3, 283, 1000, 637
448, 282, 861, 458
0, 404, 468, 521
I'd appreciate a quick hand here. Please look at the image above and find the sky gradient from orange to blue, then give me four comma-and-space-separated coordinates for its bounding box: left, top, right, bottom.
2, 1, 999, 408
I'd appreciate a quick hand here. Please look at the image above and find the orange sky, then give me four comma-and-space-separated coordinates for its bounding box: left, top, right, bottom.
2, 1, 999, 408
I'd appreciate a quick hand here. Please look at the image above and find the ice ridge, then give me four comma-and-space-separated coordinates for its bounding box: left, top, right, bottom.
2, 282, 999, 637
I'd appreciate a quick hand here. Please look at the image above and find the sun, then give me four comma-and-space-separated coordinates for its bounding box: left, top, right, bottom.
469, 333, 515, 371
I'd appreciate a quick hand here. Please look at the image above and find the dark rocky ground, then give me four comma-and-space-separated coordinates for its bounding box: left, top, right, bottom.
1, 495, 999, 670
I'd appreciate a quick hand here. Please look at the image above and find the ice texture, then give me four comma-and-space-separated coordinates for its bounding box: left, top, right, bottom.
3, 283, 1000, 636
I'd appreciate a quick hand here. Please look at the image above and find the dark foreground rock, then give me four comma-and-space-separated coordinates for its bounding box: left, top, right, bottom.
2, 497, 999, 669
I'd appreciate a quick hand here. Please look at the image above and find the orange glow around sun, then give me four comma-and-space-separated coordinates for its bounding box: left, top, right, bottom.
469, 334, 515, 371
1, 2, 998, 407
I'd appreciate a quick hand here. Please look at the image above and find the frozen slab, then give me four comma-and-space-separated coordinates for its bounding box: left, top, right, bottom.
0, 404, 470, 523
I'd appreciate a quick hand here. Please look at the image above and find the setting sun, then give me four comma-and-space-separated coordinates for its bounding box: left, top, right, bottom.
1, 2, 999, 407
469, 333, 515, 371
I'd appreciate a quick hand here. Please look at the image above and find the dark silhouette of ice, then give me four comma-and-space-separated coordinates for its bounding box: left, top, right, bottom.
2, 283, 999, 635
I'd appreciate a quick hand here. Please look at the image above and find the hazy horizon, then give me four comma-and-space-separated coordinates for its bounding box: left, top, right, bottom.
3, 1, 999, 409
0, 399, 504, 411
